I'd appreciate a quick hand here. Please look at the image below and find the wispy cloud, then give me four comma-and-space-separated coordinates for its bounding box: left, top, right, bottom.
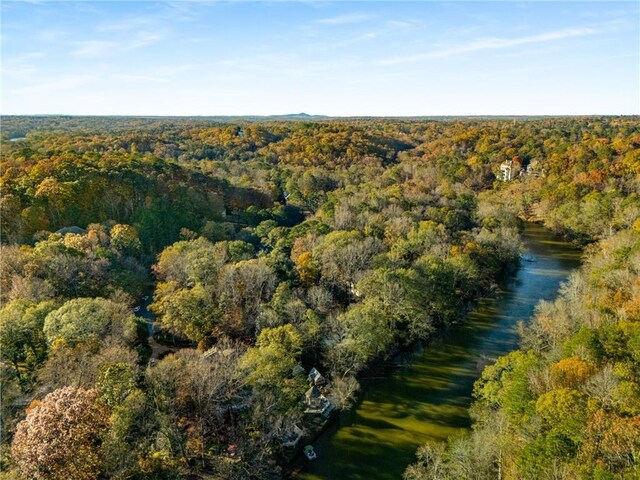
3, 62, 38, 79
116, 74, 169, 84
302, 17, 423, 52
72, 40, 119, 58
153, 64, 196, 76
97, 17, 155, 33
71, 31, 166, 58
315, 13, 375, 25
378, 27, 599, 65
3, 52, 46, 79
355, 18, 423, 42
162, 1, 211, 21
13, 74, 96, 95
9, 51, 45, 61
35, 29, 67, 43
127, 31, 165, 50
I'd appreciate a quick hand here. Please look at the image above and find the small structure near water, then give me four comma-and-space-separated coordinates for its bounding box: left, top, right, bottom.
280, 424, 304, 448
304, 368, 334, 417
307, 367, 326, 386
304, 445, 317, 460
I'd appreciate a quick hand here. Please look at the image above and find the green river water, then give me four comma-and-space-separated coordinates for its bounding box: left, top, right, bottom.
297, 223, 581, 480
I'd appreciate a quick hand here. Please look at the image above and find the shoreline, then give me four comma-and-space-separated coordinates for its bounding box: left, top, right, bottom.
290, 222, 582, 479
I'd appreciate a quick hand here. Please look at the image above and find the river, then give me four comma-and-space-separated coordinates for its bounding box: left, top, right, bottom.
297, 223, 581, 480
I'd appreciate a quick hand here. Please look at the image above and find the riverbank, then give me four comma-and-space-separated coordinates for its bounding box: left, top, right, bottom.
294, 223, 582, 480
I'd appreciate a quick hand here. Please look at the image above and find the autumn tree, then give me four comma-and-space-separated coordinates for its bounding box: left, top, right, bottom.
144, 344, 245, 470
11, 387, 109, 480
109, 224, 142, 255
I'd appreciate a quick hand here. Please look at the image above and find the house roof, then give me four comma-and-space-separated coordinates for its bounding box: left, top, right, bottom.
306, 386, 321, 399
56, 226, 87, 235
308, 367, 326, 384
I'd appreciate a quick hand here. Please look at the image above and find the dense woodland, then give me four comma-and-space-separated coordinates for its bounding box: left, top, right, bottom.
1, 116, 639, 479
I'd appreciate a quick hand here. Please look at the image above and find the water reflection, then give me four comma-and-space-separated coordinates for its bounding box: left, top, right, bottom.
298, 224, 581, 480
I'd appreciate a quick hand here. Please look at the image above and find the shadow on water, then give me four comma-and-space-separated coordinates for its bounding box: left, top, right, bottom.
297, 223, 581, 480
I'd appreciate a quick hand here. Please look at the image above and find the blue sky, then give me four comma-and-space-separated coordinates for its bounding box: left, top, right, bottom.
2, 1, 638, 116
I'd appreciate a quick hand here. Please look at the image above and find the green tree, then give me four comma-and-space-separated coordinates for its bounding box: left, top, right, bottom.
535, 388, 589, 440
43, 297, 137, 346
0, 300, 56, 384
96, 362, 138, 408
151, 282, 220, 342
242, 325, 304, 403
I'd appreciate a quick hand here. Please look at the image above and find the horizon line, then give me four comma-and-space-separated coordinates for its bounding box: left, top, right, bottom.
2, 113, 639, 118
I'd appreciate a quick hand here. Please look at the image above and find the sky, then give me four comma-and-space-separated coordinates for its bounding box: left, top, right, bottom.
2, 1, 639, 116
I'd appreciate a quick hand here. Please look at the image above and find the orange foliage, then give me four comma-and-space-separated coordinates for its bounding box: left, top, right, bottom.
550, 356, 596, 387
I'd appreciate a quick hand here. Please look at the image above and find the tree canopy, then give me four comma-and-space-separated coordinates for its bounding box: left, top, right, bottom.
1, 115, 638, 479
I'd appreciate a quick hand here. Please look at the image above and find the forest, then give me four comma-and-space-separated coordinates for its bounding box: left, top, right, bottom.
1, 116, 639, 479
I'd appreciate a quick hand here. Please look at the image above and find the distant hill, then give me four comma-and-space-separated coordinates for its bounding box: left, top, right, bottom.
266, 112, 330, 120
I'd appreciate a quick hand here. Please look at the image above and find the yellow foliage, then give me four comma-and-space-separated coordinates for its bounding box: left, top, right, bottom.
550, 356, 595, 387
295, 251, 319, 286
464, 241, 481, 255
51, 338, 67, 351
535, 388, 588, 428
